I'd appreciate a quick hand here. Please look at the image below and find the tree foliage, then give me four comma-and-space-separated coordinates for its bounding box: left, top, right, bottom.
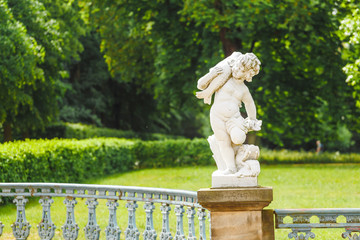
79, 0, 357, 148
0, 0, 85, 140
339, 0, 360, 106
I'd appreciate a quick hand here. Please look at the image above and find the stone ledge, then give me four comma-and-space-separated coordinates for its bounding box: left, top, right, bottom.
198, 187, 273, 211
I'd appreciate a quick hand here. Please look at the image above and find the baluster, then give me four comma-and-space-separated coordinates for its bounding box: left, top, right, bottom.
186, 207, 196, 240
160, 204, 172, 240
84, 198, 101, 240
105, 200, 121, 240
197, 208, 207, 240
37, 197, 56, 240
62, 198, 79, 240
143, 202, 157, 240
125, 201, 140, 240
11, 196, 31, 240
174, 205, 185, 240
0, 221, 4, 237
207, 211, 211, 240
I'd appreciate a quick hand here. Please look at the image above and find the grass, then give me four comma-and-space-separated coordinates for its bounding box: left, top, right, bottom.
1, 164, 360, 239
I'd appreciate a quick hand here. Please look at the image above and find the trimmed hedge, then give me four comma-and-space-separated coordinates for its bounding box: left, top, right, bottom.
0, 138, 213, 183
0, 138, 135, 183
1, 137, 360, 184
36, 123, 184, 141
260, 148, 360, 164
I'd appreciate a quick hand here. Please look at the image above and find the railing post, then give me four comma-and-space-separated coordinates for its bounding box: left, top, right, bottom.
105, 200, 121, 240
12, 196, 31, 240
198, 187, 273, 240
143, 201, 157, 240
62, 197, 79, 240
174, 205, 186, 240
160, 203, 173, 240
186, 207, 197, 240
84, 198, 101, 240
38, 196, 56, 240
125, 200, 140, 240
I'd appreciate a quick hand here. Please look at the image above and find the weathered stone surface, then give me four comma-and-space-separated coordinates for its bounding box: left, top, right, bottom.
197, 187, 273, 240
198, 187, 273, 211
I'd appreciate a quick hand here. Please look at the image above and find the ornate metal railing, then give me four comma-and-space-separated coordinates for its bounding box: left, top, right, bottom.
0, 183, 210, 240
275, 209, 360, 240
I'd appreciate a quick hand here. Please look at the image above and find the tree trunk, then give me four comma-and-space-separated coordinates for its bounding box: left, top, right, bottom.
3, 122, 12, 142
220, 28, 242, 57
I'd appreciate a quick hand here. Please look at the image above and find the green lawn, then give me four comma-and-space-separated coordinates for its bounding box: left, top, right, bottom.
1, 164, 360, 239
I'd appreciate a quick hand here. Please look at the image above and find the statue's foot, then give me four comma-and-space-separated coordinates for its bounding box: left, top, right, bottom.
221, 168, 236, 175
235, 167, 253, 177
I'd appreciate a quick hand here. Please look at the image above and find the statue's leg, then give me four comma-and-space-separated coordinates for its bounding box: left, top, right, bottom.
229, 127, 246, 145
211, 113, 237, 174
217, 139, 237, 174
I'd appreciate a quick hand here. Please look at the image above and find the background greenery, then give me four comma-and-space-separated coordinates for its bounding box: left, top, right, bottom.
0, 0, 359, 152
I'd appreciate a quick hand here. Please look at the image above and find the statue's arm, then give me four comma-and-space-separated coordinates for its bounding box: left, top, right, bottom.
196, 64, 231, 104
197, 67, 223, 90
242, 89, 257, 119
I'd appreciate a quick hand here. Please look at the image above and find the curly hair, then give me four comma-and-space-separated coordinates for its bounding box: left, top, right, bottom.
232, 53, 261, 80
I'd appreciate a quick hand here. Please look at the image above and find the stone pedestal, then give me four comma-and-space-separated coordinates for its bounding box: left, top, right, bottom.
212, 170, 258, 188
198, 187, 274, 240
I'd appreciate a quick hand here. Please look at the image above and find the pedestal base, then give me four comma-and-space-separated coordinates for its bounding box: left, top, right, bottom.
198, 187, 274, 240
212, 170, 257, 188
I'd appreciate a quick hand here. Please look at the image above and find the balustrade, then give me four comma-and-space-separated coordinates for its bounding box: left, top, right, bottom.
275, 209, 360, 240
0, 183, 210, 240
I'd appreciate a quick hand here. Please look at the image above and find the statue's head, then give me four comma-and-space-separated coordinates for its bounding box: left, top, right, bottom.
232, 53, 261, 82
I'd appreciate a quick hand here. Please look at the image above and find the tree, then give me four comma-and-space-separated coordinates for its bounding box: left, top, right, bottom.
0, 0, 85, 141
81, 0, 357, 148
0, 0, 44, 141
340, 1, 360, 106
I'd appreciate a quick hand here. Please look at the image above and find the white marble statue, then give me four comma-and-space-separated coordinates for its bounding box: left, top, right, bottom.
196, 52, 262, 187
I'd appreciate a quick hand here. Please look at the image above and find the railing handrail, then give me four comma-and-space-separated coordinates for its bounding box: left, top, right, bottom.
0, 182, 199, 207
275, 208, 360, 215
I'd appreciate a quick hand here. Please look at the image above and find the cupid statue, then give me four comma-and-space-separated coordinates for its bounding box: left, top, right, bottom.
196, 52, 262, 183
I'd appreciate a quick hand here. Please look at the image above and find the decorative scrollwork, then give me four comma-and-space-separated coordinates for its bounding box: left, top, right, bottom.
84, 199, 101, 240
288, 229, 315, 240
187, 207, 197, 240
293, 216, 310, 224
37, 197, 56, 240
143, 202, 157, 240
319, 215, 337, 223
174, 205, 185, 240
105, 200, 121, 240
346, 216, 360, 223
198, 208, 207, 240
11, 196, 31, 240
342, 229, 360, 240
62, 198, 79, 240
125, 201, 140, 240
160, 204, 173, 240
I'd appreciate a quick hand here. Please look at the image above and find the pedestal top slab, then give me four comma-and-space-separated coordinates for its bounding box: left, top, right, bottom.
198, 187, 273, 211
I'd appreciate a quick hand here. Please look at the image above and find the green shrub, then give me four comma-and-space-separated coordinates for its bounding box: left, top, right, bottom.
0, 138, 135, 183
37, 122, 184, 141
260, 148, 360, 164
133, 138, 213, 168
2, 137, 360, 184
0, 138, 212, 183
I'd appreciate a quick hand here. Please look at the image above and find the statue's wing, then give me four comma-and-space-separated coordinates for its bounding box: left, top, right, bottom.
196, 63, 232, 104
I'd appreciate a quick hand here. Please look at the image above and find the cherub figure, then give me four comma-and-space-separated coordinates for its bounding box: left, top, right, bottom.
197, 52, 262, 175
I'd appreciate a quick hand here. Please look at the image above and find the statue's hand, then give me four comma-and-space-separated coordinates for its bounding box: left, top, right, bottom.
244, 118, 262, 132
